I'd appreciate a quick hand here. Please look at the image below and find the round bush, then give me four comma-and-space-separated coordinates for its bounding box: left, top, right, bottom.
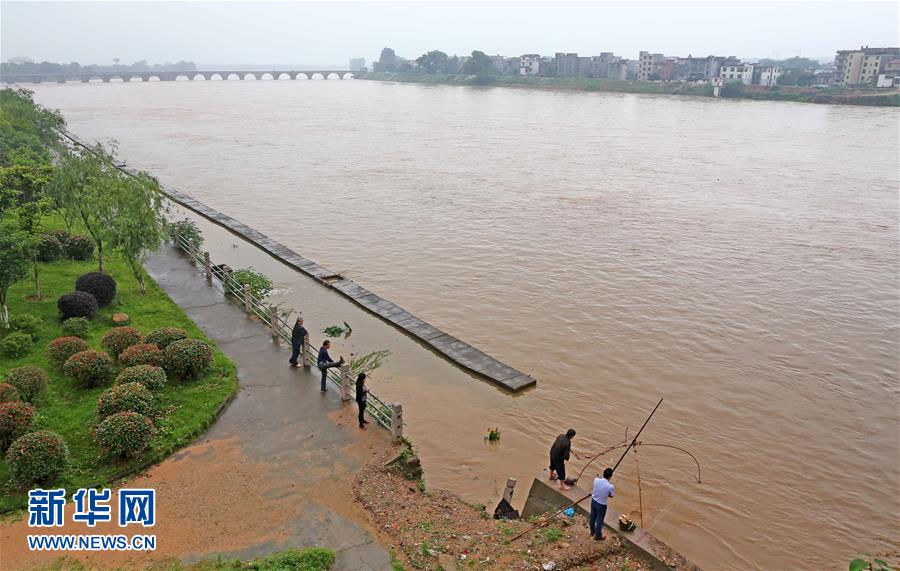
97, 382, 155, 420
118, 343, 162, 368
162, 338, 213, 379
144, 327, 188, 350
75, 272, 117, 307
61, 317, 91, 339
95, 412, 154, 458
0, 332, 32, 358
115, 365, 166, 391
9, 313, 41, 341
5, 367, 49, 403
0, 383, 21, 403
63, 349, 114, 388
6, 431, 69, 486
36, 233, 64, 262
100, 327, 143, 358
58, 291, 98, 320
47, 336, 90, 368
66, 235, 94, 261
0, 401, 36, 451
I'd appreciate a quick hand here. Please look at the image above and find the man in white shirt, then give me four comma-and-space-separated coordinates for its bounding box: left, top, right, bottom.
590, 467, 615, 540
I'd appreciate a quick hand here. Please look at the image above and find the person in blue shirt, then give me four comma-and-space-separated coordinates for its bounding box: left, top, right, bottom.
317, 340, 344, 392
590, 467, 615, 540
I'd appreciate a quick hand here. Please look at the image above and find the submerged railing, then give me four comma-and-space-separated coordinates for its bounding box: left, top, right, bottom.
173, 231, 402, 436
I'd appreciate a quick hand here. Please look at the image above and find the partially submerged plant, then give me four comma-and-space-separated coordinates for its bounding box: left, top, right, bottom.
486, 427, 501, 442
322, 321, 353, 338
348, 349, 390, 378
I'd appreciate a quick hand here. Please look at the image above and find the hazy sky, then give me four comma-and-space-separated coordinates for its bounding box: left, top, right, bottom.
2, 1, 898, 66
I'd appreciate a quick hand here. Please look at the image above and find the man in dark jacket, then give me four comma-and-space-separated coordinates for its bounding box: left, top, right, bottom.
288, 316, 308, 368
549, 428, 589, 490
317, 340, 344, 392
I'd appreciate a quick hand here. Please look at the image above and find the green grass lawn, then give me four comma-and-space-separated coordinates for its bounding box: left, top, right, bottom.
0, 247, 239, 512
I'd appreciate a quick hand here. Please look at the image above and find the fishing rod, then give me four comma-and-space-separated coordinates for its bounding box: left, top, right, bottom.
510, 397, 664, 543
574, 441, 701, 484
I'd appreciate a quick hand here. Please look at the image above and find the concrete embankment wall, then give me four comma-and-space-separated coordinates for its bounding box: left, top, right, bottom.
62, 130, 537, 393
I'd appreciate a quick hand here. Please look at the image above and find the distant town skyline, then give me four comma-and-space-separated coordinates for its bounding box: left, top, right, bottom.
2, 2, 898, 67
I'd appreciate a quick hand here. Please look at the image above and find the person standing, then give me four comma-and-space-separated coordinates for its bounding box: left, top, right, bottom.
548, 429, 589, 490
590, 468, 615, 540
317, 340, 344, 392
288, 316, 308, 368
356, 372, 370, 429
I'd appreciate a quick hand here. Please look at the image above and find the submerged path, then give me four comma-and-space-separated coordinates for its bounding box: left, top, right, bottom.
0, 246, 393, 570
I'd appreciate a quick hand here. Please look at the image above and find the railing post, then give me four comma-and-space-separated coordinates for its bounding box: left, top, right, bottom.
188, 238, 196, 261
269, 305, 278, 341
502, 478, 517, 503
300, 334, 309, 367
204, 252, 211, 284
339, 363, 352, 401
173, 227, 180, 249
391, 403, 403, 442
243, 284, 251, 314
222, 266, 232, 287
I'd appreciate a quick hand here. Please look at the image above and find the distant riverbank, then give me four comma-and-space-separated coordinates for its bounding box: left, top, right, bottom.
362, 72, 900, 106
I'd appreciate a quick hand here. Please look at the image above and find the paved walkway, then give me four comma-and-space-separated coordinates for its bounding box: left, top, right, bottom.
0, 246, 393, 570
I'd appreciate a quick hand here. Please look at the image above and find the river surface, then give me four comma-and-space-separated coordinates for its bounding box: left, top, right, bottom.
29, 79, 899, 570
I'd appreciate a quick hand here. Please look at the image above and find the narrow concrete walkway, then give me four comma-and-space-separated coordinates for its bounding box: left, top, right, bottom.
0, 246, 394, 570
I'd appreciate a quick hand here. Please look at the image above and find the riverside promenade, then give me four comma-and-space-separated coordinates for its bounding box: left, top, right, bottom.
0, 245, 393, 570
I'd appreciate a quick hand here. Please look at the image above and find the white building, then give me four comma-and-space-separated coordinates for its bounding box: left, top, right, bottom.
520, 54, 541, 76
754, 65, 783, 87
720, 63, 754, 84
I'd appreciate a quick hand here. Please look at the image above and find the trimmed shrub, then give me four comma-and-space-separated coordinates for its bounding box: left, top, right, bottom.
168, 218, 204, 249
0, 383, 21, 402
58, 291, 98, 320
47, 336, 90, 368
100, 326, 143, 358
63, 349, 114, 388
5, 367, 49, 403
0, 401, 36, 451
6, 431, 69, 486
66, 235, 94, 261
61, 317, 91, 339
0, 332, 32, 358
36, 233, 64, 262
95, 411, 154, 458
75, 272, 117, 307
9, 313, 41, 341
144, 327, 188, 350
118, 343, 162, 368
115, 365, 166, 391
97, 382, 155, 420
162, 338, 213, 379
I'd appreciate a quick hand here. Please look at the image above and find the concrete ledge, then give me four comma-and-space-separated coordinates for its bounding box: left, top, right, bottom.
62, 129, 537, 393
521, 472, 700, 570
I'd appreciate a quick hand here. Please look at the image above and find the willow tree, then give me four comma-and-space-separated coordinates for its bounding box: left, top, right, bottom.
107, 170, 167, 293
0, 219, 36, 328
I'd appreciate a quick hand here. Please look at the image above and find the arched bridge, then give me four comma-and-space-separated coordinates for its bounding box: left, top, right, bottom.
0, 71, 359, 84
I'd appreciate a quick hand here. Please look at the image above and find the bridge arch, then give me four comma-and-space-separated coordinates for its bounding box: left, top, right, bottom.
242, 73, 257, 80
309, 72, 325, 80
275, 72, 291, 80
175, 73, 192, 81
325, 72, 341, 80
258, 72, 275, 80
295, 73, 309, 80
208, 73, 223, 81
147, 75, 161, 82
223, 73, 239, 80
341, 72, 356, 80
192, 73, 207, 81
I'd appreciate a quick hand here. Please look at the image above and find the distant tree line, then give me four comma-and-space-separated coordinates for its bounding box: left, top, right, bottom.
373, 48, 499, 82
1, 60, 198, 76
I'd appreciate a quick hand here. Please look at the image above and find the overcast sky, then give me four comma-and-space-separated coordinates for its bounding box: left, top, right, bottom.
2, 1, 898, 66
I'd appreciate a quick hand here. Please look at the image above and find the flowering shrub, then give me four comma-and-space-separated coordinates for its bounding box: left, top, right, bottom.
0, 332, 32, 358
63, 349, 114, 388
66, 235, 95, 261
4, 366, 49, 403
0, 383, 21, 402
118, 343, 162, 368
75, 272, 117, 307
47, 336, 90, 368
162, 339, 213, 379
96, 382, 155, 420
9, 313, 41, 341
58, 291, 98, 320
95, 412, 154, 458
6, 431, 69, 486
115, 365, 166, 391
144, 327, 188, 350
61, 317, 91, 339
100, 326, 143, 358
36, 233, 65, 262
0, 401, 36, 451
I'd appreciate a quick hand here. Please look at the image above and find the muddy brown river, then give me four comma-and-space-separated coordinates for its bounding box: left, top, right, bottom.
30, 79, 899, 570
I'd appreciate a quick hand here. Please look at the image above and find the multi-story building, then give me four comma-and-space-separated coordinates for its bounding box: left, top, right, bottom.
554, 53, 579, 77
876, 58, 900, 88
720, 63, 754, 84
834, 46, 900, 86
638, 51, 665, 80
753, 65, 783, 87
348, 58, 366, 72
519, 54, 542, 76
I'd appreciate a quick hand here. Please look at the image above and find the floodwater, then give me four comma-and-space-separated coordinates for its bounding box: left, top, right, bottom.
29, 79, 899, 570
